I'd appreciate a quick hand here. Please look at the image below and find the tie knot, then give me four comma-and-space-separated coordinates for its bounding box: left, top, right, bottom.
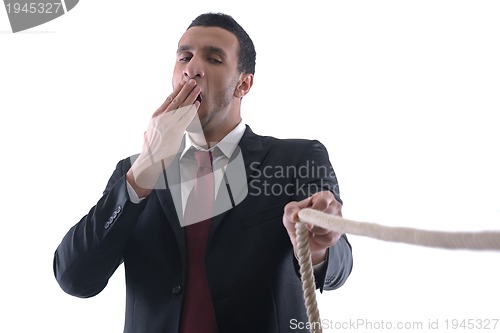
193, 150, 213, 169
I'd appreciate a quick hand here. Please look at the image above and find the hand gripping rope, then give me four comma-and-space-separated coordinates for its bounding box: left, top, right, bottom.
295, 208, 500, 333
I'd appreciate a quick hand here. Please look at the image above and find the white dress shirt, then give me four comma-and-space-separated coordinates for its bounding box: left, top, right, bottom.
178, 121, 246, 215
127, 121, 246, 211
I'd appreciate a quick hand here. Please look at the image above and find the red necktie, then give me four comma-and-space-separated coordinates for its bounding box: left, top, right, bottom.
180, 150, 217, 333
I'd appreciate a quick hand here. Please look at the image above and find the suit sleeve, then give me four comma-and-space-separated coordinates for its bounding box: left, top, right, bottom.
293, 140, 353, 292
53, 157, 146, 298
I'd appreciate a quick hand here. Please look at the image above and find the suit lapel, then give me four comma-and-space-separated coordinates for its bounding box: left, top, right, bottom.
154, 139, 186, 263
208, 126, 269, 240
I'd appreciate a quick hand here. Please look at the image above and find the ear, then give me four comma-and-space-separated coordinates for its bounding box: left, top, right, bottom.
234, 74, 254, 99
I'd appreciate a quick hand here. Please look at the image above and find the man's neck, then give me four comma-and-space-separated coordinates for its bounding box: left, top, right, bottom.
188, 120, 241, 149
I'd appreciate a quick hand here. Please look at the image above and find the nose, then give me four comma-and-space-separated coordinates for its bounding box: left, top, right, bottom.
183, 56, 205, 80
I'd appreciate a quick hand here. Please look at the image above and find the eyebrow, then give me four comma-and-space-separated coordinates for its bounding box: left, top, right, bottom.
177, 45, 228, 58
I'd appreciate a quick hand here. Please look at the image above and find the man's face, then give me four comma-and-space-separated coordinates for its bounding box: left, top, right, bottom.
173, 26, 242, 134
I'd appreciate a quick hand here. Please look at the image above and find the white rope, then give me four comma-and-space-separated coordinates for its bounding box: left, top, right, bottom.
298, 208, 500, 250
295, 222, 322, 333
295, 208, 500, 333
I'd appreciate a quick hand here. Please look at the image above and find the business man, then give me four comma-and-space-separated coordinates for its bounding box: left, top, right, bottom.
54, 12, 353, 333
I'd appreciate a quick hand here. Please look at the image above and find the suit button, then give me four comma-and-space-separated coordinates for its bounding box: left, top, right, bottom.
172, 285, 182, 294
104, 216, 114, 229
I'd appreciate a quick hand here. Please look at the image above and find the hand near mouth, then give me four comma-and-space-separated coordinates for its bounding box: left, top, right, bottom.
154, 79, 202, 115
126, 79, 202, 198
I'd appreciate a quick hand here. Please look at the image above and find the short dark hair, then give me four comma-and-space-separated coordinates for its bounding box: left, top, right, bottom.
188, 13, 256, 75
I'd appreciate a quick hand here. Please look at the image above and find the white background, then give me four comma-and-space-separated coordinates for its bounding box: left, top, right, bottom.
1, 1, 499, 332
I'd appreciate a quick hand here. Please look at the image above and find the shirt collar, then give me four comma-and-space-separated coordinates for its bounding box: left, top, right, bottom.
180, 121, 246, 160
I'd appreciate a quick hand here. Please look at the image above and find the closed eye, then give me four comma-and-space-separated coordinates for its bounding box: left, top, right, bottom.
208, 58, 222, 64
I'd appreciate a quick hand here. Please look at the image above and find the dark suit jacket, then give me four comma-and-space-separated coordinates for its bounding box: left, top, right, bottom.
54, 126, 353, 333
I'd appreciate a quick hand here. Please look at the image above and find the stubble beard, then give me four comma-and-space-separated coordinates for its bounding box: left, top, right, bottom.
194, 78, 239, 133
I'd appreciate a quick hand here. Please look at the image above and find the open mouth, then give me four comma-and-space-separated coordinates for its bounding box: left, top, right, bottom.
196, 93, 203, 104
